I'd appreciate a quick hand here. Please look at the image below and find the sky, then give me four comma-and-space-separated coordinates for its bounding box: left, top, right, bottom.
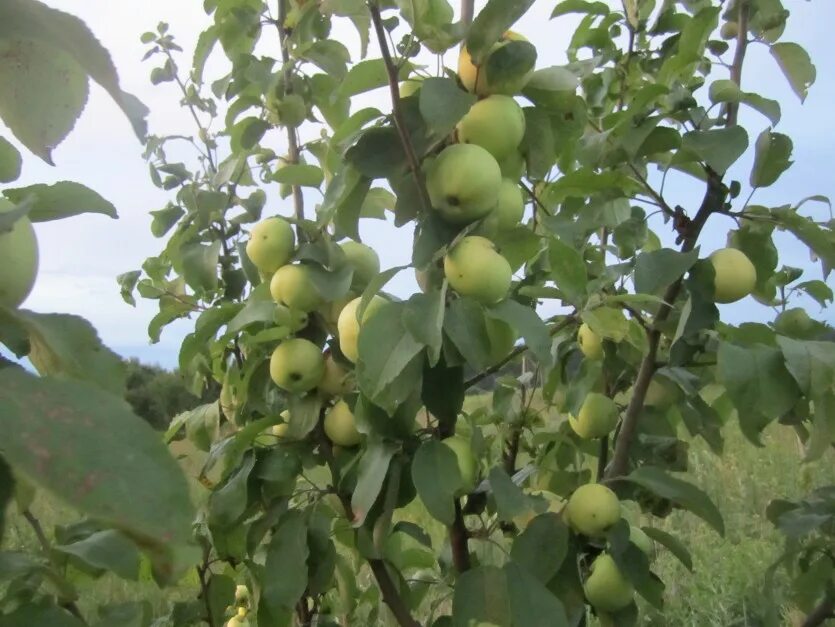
3, 0, 834, 369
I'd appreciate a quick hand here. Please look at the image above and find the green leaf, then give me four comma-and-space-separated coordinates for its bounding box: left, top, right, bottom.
0, 137, 22, 183
505, 562, 569, 627
337, 58, 411, 99
345, 127, 405, 179
466, 0, 536, 63
412, 440, 463, 525
149, 205, 183, 238
419, 77, 477, 137
0, 39, 88, 163
770, 42, 816, 102
286, 395, 323, 440
319, 165, 371, 241
772, 206, 835, 278
551, 0, 610, 18
10, 311, 125, 394
403, 288, 446, 367
750, 129, 793, 188
634, 248, 699, 296
179, 241, 220, 293
0, 604, 84, 627
230, 117, 269, 151
548, 237, 588, 307
453, 566, 512, 626
624, 466, 724, 535
642, 527, 693, 571
487, 300, 553, 369
273, 164, 324, 188
209, 452, 255, 529
681, 126, 749, 173
522, 107, 556, 180
510, 513, 568, 583
581, 307, 629, 342
300, 39, 351, 80
92, 601, 152, 627
263, 511, 309, 613
741, 92, 781, 125
796, 280, 834, 307
4, 181, 117, 222
489, 466, 527, 522
361, 187, 396, 219
0, 0, 147, 141
54, 530, 140, 581
492, 227, 542, 273
445, 298, 495, 371
351, 441, 398, 527
0, 370, 195, 579
227, 299, 275, 334
357, 302, 425, 415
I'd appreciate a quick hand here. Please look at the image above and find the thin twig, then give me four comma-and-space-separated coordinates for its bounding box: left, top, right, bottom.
726, 0, 750, 127
275, 1, 306, 227
460, 0, 474, 25
520, 181, 553, 217
368, 2, 433, 214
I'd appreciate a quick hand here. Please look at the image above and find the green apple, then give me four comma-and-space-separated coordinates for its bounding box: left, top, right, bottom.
340, 241, 380, 287
477, 179, 525, 237
426, 144, 502, 224
337, 295, 388, 363
0, 200, 38, 309
274, 304, 309, 332
319, 355, 353, 396
443, 236, 512, 304
442, 436, 478, 495
583, 553, 634, 612
708, 248, 757, 304
565, 483, 621, 537
457, 95, 526, 161
269, 338, 325, 393
569, 392, 619, 439
324, 400, 362, 447
270, 264, 323, 312
720, 21, 739, 40
643, 376, 682, 409
458, 31, 535, 96
245, 217, 295, 274
774, 307, 816, 338
226, 617, 250, 627
400, 78, 423, 98
485, 316, 517, 365
577, 323, 604, 360
629, 524, 653, 557
497, 151, 526, 179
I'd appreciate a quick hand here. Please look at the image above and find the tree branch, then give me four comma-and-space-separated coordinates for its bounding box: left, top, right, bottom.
461, 0, 474, 25
275, 0, 306, 227
726, 0, 750, 127
448, 500, 471, 573
801, 594, 835, 627
368, 2, 433, 214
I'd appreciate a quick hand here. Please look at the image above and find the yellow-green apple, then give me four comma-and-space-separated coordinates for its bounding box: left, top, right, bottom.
720, 21, 739, 40
643, 377, 682, 409
269, 338, 325, 393
270, 264, 323, 312
340, 241, 380, 287
443, 236, 512, 304
458, 31, 535, 96
457, 95, 526, 161
498, 151, 526, 179
774, 307, 816, 338
477, 179, 525, 237
318, 355, 353, 396
337, 295, 388, 363
583, 553, 634, 612
245, 217, 295, 274
569, 392, 619, 439
442, 436, 478, 495
324, 400, 362, 447
426, 144, 501, 224
0, 200, 38, 309
708, 248, 756, 303
320, 293, 354, 334
226, 617, 250, 627
577, 323, 604, 359
565, 483, 621, 537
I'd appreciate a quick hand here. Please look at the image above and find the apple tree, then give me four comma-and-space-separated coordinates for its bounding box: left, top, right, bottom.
1, 0, 835, 625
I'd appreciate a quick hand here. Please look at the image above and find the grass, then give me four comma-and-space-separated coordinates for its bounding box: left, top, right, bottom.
3, 401, 834, 625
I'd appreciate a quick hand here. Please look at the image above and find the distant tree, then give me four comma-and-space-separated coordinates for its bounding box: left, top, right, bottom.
123, 358, 217, 430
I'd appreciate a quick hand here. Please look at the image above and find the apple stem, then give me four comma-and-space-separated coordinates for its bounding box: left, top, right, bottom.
275, 0, 307, 232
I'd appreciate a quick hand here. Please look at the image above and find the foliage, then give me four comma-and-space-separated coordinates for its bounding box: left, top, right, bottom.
1, 0, 834, 626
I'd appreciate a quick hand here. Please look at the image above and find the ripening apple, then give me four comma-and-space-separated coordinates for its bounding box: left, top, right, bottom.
569, 392, 619, 439
337, 295, 388, 363
443, 236, 512, 304
708, 248, 757, 304
0, 200, 38, 309
774, 307, 817, 338
226, 617, 250, 627
485, 316, 516, 365
477, 179, 525, 238
643, 376, 682, 410
583, 553, 635, 612
458, 31, 535, 96
269, 338, 325, 393
442, 436, 478, 495
340, 241, 380, 287
565, 483, 621, 537
319, 355, 353, 396
270, 264, 323, 312
324, 400, 362, 447
577, 323, 604, 359
245, 217, 295, 274
426, 144, 502, 224
457, 95, 526, 161
720, 21, 740, 40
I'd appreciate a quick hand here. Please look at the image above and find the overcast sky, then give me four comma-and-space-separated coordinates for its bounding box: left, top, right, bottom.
3, 0, 834, 369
